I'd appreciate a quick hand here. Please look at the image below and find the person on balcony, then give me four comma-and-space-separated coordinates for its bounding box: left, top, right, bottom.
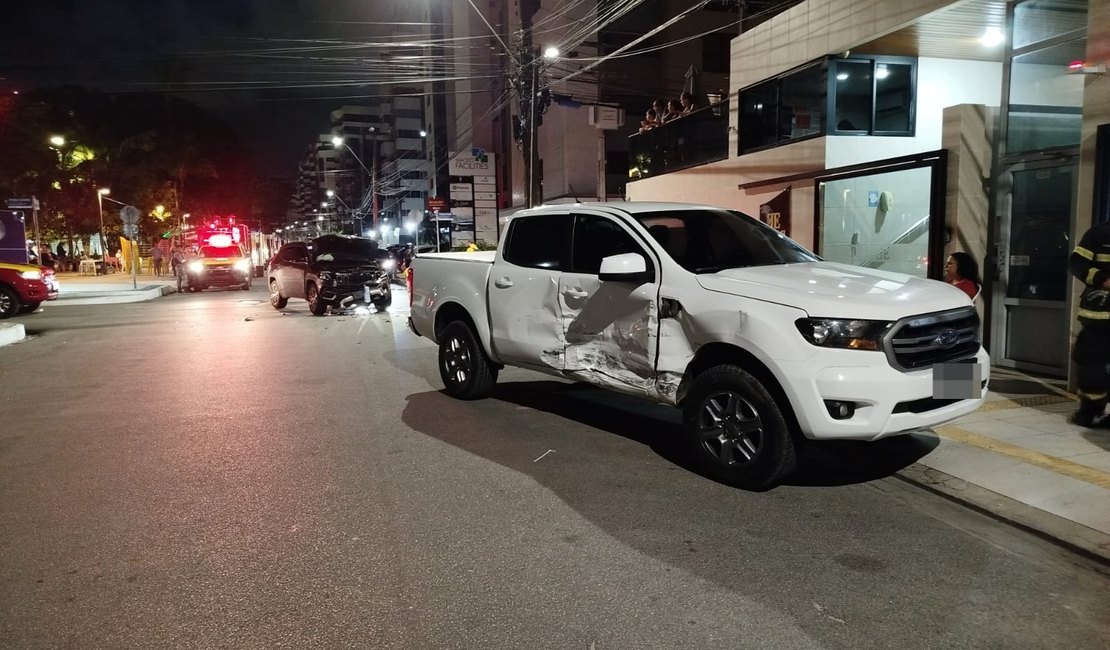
662, 99, 683, 123
639, 109, 659, 133
679, 92, 698, 117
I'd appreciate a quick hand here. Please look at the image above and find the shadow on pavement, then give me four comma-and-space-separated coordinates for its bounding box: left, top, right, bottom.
405, 380, 934, 490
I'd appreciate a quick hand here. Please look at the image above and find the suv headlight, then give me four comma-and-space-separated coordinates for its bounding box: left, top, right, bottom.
19, 270, 43, 280
794, 318, 892, 351
187, 260, 204, 273
233, 259, 251, 272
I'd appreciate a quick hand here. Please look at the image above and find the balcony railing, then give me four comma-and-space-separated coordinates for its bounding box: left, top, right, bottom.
628, 99, 729, 181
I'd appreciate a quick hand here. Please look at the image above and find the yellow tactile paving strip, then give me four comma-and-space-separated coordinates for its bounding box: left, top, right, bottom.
934, 421, 1110, 490
977, 394, 1075, 412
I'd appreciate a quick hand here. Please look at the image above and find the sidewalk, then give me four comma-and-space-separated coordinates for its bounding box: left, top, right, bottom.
4, 274, 1109, 562
51, 269, 178, 304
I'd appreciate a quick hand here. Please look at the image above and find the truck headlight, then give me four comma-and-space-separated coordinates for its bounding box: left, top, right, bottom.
794, 318, 892, 351
187, 261, 204, 273
318, 270, 333, 284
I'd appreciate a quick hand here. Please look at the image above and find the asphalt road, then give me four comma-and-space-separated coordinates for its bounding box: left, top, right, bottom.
1, 286, 1108, 649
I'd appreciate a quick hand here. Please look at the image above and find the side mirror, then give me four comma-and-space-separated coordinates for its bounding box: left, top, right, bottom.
599, 252, 654, 283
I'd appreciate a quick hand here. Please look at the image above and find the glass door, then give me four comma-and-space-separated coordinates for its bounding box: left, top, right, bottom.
990, 158, 1076, 374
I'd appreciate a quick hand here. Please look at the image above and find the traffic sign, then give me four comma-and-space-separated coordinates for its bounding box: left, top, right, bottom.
5, 198, 32, 209
426, 197, 447, 212
120, 205, 140, 225
122, 223, 138, 238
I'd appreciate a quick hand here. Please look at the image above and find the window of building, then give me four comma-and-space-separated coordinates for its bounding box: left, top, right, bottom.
396, 129, 425, 139
395, 109, 423, 119
1013, 0, 1088, 49
1006, 36, 1086, 154
829, 57, 915, 136
739, 61, 824, 152
401, 170, 427, 180
739, 56, 915, 153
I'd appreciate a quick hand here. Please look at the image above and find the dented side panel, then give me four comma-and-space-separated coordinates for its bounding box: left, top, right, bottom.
558, 272, 658, 396
488, 266, 565, 369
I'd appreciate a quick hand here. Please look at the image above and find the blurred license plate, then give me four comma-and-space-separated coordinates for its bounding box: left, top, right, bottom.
933, 362, 981, 399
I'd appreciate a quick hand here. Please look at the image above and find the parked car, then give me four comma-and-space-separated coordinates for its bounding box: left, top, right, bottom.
185, 243, 252, 291
409, 202, 989, 489
0, 261, 60, 318
268, 234, 392, 315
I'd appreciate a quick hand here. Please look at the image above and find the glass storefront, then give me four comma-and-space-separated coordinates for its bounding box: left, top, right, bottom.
990, 0, 1087, 374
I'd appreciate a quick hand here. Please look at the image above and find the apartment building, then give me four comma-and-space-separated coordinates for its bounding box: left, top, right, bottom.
627, 0, 1109, 377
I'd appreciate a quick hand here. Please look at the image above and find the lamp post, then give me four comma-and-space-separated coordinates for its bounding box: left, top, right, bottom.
332, 129, 388, 235
96, 188, 110, 274
326, 189, 355, 233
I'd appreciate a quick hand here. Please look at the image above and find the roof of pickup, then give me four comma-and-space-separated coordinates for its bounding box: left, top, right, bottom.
511, 201, 727, 218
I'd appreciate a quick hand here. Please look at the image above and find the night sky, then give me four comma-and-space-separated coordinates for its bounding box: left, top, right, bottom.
0, 0, 424, 176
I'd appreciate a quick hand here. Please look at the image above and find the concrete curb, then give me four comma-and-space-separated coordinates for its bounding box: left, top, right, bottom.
896, 463, 1110, 569
54, 284, 174, 305
0, 322, 25, 347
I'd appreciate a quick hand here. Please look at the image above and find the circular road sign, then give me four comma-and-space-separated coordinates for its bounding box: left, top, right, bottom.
120, 205, 141, 225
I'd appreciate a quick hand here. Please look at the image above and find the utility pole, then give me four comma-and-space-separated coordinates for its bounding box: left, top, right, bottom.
516, 0, 545, 208
371, 134, 379, 235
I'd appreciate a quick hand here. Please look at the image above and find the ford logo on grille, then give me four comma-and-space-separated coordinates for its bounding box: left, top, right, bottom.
933, 329, 960, 348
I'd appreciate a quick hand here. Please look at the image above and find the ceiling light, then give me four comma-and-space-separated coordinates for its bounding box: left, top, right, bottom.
836, 72, 849, 81
980, 26, 1004, 47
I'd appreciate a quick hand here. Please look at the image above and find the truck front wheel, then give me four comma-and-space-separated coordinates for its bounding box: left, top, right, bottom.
307, 283, 327, 315
0, 286, 20, 319
439, 321, 498, 400
682, 365, 796, 490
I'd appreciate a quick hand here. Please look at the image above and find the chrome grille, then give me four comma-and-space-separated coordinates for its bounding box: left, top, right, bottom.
884, 307, 980, 371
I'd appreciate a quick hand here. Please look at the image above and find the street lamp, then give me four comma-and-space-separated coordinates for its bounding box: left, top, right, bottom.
49, 135, 65, 147
326, 189, 356, 233
96, 188, 110, 273
332, 130, 388, 234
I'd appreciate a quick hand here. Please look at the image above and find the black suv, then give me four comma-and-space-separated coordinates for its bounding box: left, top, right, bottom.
268, 235, 392, 315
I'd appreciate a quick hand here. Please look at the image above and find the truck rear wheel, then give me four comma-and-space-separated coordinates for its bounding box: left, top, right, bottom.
682, 364, 796, 490
439, 321, 498, 400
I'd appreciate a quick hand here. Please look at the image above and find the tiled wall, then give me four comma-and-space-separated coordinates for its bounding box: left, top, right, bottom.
818, 166, 934, 276
730, 0, 955, 99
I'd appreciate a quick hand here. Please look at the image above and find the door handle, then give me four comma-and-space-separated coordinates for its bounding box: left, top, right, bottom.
494, 277, 514, 289
563, 288, 588, 299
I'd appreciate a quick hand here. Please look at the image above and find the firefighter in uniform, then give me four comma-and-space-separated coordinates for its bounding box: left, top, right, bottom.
1068, 220, 1110, 426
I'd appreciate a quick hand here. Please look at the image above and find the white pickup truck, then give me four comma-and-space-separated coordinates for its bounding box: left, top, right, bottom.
408, 202, 988, 488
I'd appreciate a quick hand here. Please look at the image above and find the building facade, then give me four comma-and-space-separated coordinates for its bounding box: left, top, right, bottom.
627, 0, 1109, 379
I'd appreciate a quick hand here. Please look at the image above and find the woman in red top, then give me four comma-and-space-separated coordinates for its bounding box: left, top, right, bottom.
944, 251, 981, 300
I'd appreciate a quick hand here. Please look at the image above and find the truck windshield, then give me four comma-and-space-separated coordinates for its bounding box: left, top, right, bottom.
634, 209, 818, 274
311, 236, 376, 263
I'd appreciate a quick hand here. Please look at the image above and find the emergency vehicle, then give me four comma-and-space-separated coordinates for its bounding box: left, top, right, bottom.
183, 216, 253, 291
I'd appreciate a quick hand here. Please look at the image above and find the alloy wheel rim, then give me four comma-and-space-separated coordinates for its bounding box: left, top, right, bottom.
270, 282, 279, 303
696, 390, 764, 465
0, 294, 11, 315
443, 336, 471, 385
